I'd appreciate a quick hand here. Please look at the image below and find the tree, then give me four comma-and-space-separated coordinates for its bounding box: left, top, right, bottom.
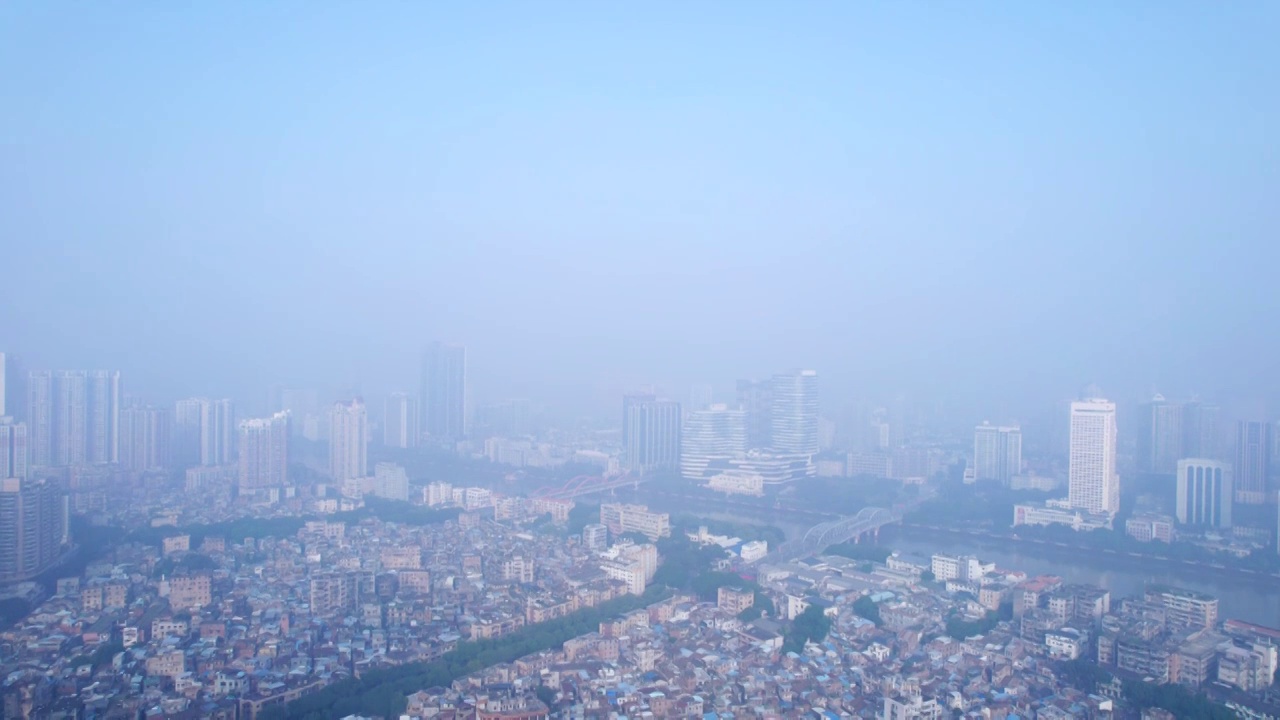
852, 595, 881, 626
782, 604, 832, 654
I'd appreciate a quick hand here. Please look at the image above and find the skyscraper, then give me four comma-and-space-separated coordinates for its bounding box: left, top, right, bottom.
622, 393, 681, 472
1068, 398, 1119, 516
973, 423, 1022, 485
383, 392, 419, 448
119, 405, 171, 473
1181, 401, 1221, 460
1234, 420, 1271, 505
174, 398, 236, 467
1137, 394, 1182, 475
0, 477, 68, 582
421, 342, 466, 439
735, 379, 773, 451
329, 398, 368, 482
0, 353, 25, 423
86, 370, 121, 464
24, 370, 120, 468
1175, 459, 1232, 528
51, 370, 88, 467
680, 404, 748, 480
0, 419, 28, 480
770, 370, 819, 456
238, 412, 290, 489
26, 371, 52, 467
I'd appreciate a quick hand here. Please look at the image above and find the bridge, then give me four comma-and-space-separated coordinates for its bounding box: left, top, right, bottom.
530, 474, 643, 500
775, 506, 900, 560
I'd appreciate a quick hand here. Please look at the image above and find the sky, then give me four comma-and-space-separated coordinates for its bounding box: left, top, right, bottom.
1, 2, 1278, 422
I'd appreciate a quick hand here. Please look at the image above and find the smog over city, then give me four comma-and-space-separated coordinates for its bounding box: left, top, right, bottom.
0, 4, 1277, 719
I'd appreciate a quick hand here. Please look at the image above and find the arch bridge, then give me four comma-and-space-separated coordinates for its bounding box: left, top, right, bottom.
778, 506, 899, 560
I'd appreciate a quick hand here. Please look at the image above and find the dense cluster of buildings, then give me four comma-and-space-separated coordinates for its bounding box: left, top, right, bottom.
400, 547, 1280, 719
0, 488, 678, 718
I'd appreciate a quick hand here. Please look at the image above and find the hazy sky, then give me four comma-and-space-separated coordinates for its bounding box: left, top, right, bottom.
2, 2, 1277, 419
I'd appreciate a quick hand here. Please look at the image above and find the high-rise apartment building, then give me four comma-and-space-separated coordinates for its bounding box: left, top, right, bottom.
0, 419, 28, 480
383, 391, 419, 448
119, 406, 171, 473
1138, 395, 1183, 475
86, 370, 121, 464
680, 404, 747, 480
735, 379, 773, 451
0, 477, 68, 582
621, 394, 681, 472
0, 353, 24, 423
420, 341, 466, 439
238, 412, 290, 489
1181, 401, 1221, 460
25, 370, 120, 468
329, 399, 368, 482
174, 398, 235, 467
770, 370, 819, 456
1068, 398, 1119, 516
26, 371, 52, 467
1175, 459, 1232, 528
973, 423, 1022, 485
1234, 420, 1272, 504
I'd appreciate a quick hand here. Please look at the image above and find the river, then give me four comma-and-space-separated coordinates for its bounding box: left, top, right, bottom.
882, 527, 1280, 628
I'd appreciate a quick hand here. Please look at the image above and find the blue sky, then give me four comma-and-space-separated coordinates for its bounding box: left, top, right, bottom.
1, 2, 1277, 420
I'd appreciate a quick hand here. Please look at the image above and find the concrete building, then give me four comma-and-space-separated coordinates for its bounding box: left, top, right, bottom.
172, 397, 234, 468
735, 378, 772, 451
973, 423, 1022, 485
237, 412, 289, 489
0, 477, 68, 582
0, 418, 28, 480
770, 370, 819, 456
1145, 585, 1218, 630
421, 341, 466, 440
581, 523, 608, 552
328, 398, 368, 482
119, 405, 171, 472
680, 404, 747, 480
1234, 420, 1271, 504
24, 369, 120, 468
717, 586, 755, 615
1175, 458, 1232, 527
1068, 398, 1119, 515
1138, 395, 1183, 475
383, 391, 419, 448
372, 462, 409, 501
599, 503, 670, 540
621, 394, 681, 473
1125, 513, 1174, 543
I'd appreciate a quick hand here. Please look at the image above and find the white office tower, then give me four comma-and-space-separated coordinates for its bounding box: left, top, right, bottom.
383, 391, 419, 448
770, 370, 819, 455
973, 423, 1022, 485
1068, 398, 1119, 515
680, 404, 747, 480
1176, 459, 1232, 528
329, 398, 368, 482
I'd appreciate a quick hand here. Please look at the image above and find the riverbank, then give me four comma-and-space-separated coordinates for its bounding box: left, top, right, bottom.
894, 523, 1280, 582
883, 525, 1280, 627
